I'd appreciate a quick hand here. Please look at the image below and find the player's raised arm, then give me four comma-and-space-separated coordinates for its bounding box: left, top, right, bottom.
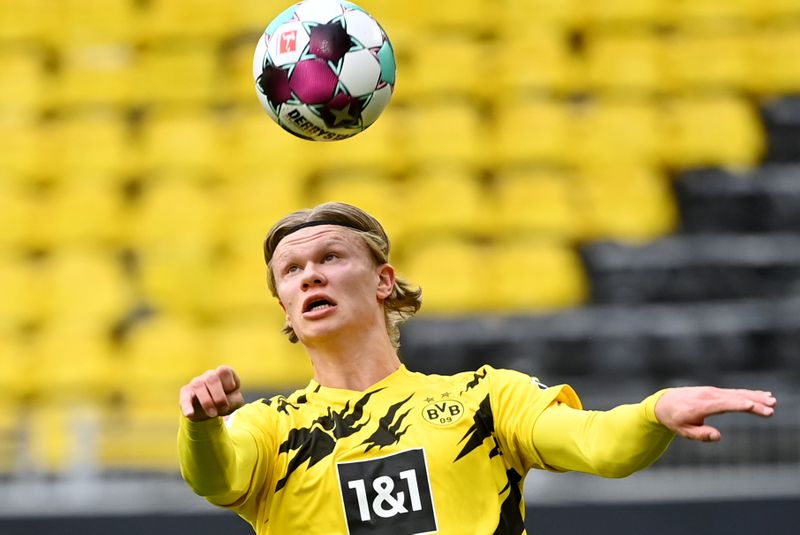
654, 386, 777, 442
179, 365, 245, 422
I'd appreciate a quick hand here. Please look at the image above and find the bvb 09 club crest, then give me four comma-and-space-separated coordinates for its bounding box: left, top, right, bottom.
422, 399, 465, 426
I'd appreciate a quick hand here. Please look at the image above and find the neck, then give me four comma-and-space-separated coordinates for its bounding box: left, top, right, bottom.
305, 329, 401, 391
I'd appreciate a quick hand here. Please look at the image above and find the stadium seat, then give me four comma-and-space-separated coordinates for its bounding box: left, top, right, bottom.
0, 0, 53, 42
399, 36, 489, 100
573, 97, 664, 166
749, 0, 800, 21
402, 165, 489, 238
133, 44, 219, 106
661, 28, 750, 92
0, 405, 20, 475
582, 0, 669, 28
223, 39, 260, 105
492, 29, 576, 95
581, 30, 663, 94
0, 332, 31, 401
399, 237, 491, 313
575, 165, 678, 241
491, 98, 573, 166
489, 239, 589, 311
206, 247, 275, 317
140, 109, 224, 175
403, 100, 487, 167
32, 320, 119, 402
0, 183, 34, 250
0, 256, 40, 330
98, 401, 179, 472
503, 0, 582, 30
121, 315, 215, 405
748, 25, 800, 96
663, 94, 765, 168
39, 248, 131, 326
210, 314, 315, 392
137, 246, 219, 317
40, 112, 135, 179
57, 0, 142, 46
0, 47, 48, 113
0, 113, 43, 179
665, 0, 757, 27
56, 46, 138, 109
141, 0, 235, 42
490, 168, 580, 238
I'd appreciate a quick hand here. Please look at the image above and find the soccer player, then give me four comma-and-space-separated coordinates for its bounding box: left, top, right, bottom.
178, 202, 777, 535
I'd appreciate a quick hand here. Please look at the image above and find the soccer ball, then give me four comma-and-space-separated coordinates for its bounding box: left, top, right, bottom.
253, 0, 396, 141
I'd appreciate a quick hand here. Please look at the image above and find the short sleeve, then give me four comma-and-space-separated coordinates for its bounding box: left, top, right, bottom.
487, 366, 582, 473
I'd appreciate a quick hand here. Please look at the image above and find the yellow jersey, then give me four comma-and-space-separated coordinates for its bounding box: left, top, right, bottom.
179, 365, 673, 534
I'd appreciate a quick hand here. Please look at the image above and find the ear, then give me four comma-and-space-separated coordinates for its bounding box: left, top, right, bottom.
376, 263, 396, 300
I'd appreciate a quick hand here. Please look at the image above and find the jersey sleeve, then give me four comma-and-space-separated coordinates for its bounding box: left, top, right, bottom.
178, 400, 279, 524
487, 366, 582, 473
531, 390, 675, 477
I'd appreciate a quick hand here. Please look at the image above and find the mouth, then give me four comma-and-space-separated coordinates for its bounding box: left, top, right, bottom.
303, 296, 337, 314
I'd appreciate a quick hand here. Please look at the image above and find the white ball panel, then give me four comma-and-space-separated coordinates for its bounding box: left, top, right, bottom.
339, 49, 381, 97
266, 20, 311, 67
253, 34, 270, 79
360, 84, 392, 127
343, 10, 384, 49
294, 0, 344, 24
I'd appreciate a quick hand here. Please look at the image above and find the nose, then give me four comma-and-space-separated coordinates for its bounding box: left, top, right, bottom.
301, 262, 326, 289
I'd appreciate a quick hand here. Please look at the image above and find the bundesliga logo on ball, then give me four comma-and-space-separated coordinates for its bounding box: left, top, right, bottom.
253, 0, 396, 141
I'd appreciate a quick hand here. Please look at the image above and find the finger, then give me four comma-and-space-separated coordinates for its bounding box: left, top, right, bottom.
179, 386, 197, 418
191, 379, 218, 418
731, 389, 777, 407
205, 372, 230, 414
216, 365, 241, 394
681, 424, 722, 442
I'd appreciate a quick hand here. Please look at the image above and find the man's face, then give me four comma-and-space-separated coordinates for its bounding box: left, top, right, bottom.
271, 225, 393, 345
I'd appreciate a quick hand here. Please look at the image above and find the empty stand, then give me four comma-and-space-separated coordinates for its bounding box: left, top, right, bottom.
761, 97, 800, 162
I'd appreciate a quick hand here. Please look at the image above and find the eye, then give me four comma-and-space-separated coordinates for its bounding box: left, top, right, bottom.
285, 264, 300, 274
323, 253, 338, 263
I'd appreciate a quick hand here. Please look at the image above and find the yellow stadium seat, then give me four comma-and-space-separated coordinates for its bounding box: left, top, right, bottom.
0, 0, 53, 42
491, 98, 573, 166
0, 332, 32, 401
491, 169, 579, 238
0, 183, 34, 250
211, 314, 315, 391
663, 95, 765, 168
661, 29, 750, 92
207, 248, 275, 317
121, 315, 215, 405
581, 30, 663, 94
0, 405, 21, 475
216, 176, 305, 256
223, 39, 260, 105
492, 29, 576, 95
489, 239, 588, 311
583, 0, 669, 28
36, 179, 124, 248
573, 97, 664, 166
748, 26, 800, 96
222, 106, 316, 180
0, 47, 48, 112
665, 0, 757, 27
403, 101, 487, 167
40, 112, 135, 178
137, 247, 218, 317
56, 46, 138, 109
32, 321, 119, 402
311, 170, 405, 240
98, 401, 179, 472
128, 178, 222, 251
140, 109, 224, 175
399, 237, 490, 313
575, 165, 678, 242
415, 0, 493, 33
0, 113, 42, 180
749, 0, 800, 21
504, 0, 582, 30
399, 36, 489, 101
57, 0, 142, 46
39, 248, 132, 325
133, 44, 219, 106
0, 256, 40, 330
142, 0, 235, 42
402, 165, 489, 239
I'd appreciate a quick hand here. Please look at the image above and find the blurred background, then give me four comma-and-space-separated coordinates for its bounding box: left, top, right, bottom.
1, 0, 799, 533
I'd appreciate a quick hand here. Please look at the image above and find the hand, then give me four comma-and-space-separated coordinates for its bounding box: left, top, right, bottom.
179, 365, 245, 422
655, 386, 777, 442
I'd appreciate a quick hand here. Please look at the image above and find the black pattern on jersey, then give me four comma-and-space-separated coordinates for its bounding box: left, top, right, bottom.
262, 397, 300, 414
275, 388, 383, 492
454, 394, 497, 462
494, 469, 525, 535
460, 368, 488, 395
361, 393, 414, 452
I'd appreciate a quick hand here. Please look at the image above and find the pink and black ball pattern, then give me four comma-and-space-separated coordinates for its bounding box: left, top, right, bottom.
253, 0, 396, 141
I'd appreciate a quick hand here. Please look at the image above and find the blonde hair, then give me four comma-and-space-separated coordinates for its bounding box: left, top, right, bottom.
263, 202, 422, 348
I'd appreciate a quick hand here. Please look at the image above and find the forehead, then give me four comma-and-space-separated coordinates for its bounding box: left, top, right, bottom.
272, 225, 366, 262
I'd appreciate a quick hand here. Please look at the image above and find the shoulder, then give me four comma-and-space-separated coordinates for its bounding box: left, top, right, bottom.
401, 364, 547, 394
226, 386, 313, 426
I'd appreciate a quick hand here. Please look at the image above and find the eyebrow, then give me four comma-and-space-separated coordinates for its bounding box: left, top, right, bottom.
273, 237, 351, 266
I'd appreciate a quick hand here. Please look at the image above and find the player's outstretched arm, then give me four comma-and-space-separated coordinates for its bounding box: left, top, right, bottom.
179, 365, 245, 421
178, 365, 257, 506
654, 386, 777, 442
